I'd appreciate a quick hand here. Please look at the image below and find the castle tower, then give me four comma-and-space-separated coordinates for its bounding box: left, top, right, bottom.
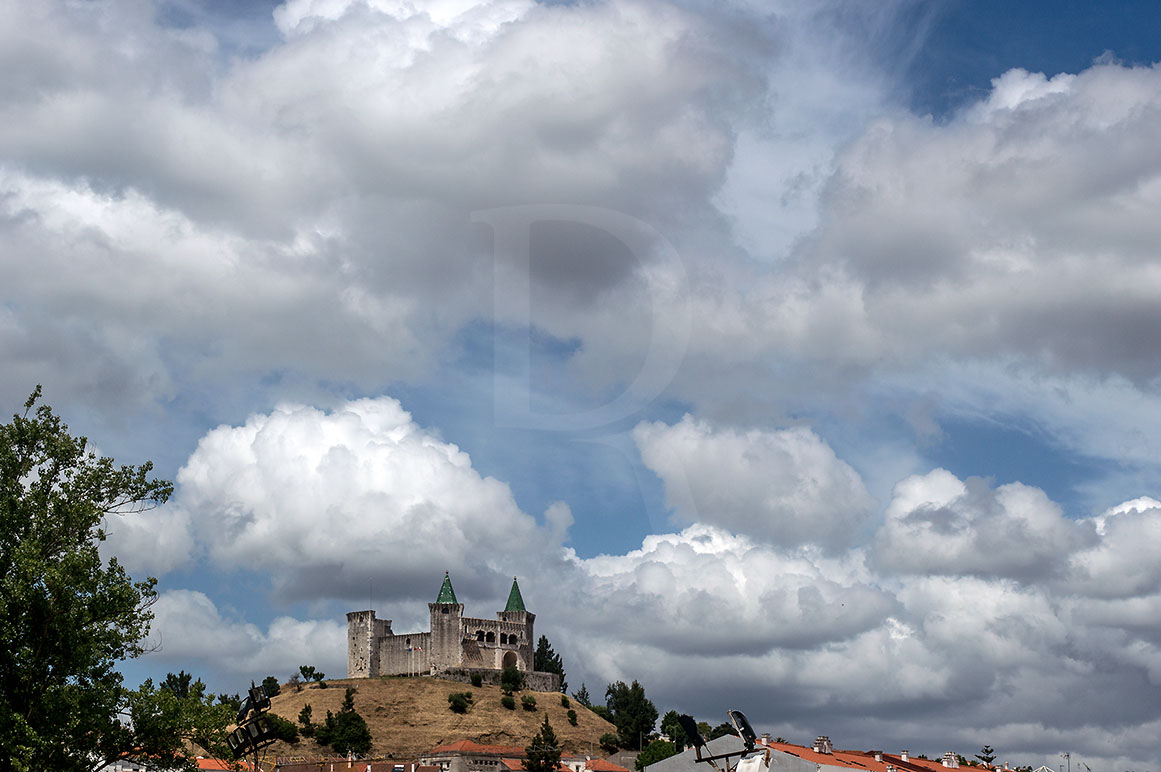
496, 576, 535, 671
347, 609, 388, 678
428, 571, 465, 672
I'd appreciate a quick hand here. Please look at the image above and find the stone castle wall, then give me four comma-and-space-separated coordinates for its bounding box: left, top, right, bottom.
438, 667, 563, 693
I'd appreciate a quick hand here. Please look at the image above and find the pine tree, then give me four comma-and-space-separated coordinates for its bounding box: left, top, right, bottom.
525, 715, 562, 772
533, 635, 567, 693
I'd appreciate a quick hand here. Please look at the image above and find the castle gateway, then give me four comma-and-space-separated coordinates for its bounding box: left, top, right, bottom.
347, 573, 561, 691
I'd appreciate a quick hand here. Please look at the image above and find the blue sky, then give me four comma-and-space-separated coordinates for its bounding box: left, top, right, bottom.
4, 0, 1161, 769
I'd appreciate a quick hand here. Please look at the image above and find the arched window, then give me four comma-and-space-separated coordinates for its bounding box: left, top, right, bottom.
476, 630, 485, 641
500, 633, 508, 645
485, 631, 495, 643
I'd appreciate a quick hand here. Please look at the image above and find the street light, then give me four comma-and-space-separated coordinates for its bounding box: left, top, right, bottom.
227, 680, 280, 766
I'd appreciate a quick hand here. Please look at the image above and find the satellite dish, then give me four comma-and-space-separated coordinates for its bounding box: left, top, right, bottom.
677, 714, 707, 749
727, 709, 757, 751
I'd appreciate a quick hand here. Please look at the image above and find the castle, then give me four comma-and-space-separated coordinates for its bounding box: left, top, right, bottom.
347, 573, 561, 691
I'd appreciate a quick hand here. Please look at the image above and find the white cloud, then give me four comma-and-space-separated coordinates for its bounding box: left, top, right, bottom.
633, 415, 876, 548
146, 590, 347, 683
114, 397, 562, 602
873, 468, 1092, 580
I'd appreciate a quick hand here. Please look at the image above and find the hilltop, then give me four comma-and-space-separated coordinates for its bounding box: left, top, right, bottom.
263, 676, 615, 760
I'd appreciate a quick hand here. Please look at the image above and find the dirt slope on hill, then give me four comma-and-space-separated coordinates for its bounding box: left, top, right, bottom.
264, 677, 614, 761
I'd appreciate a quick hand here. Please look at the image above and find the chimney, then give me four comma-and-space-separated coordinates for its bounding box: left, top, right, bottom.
873, 752, 884, 763
762, 733, 771, 746
813, 737, 834, 755
901, 751, 909, 763
942, 753, 959, 769
887, 766, 896, 772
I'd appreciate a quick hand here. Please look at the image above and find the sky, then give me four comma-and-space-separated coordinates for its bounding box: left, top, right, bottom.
3, 0, 1161, 768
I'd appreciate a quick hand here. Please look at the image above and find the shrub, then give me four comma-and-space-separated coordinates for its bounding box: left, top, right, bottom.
567, 709, 578, 726
501, 695, 516, 710
267, 714, 299, 743
501, 666, 524, 694
560, 695, 570, 708
448, 692, 474, 714
600, 733, 619, 754
521, 694, 537, 711
262, 675, 281, 697
314, 688, 371, 756
470, 673, 483, 688
298, 704, 314, 737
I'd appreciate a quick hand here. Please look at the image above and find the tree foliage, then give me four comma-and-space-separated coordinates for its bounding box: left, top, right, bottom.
448, 692, 474, 714
708, 723, 738, 741
262, 676, 281, 697
572, 683, 591, 708
501, 665, 524, 694
599, 733, 620, 754
605, 680, 658, 751
533, 635, 567, 692
524, 715, 562, 772
315, 687, 371, 756
660, 711, 688, 752
976, 746, 996, 765
0, 388, 230, 771
636, 740, 678, 770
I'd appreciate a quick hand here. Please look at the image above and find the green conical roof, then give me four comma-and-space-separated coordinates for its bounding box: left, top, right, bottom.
435, 572, 457, 603
504, 576, 526, 612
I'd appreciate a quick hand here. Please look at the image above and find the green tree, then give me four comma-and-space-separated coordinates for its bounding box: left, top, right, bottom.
501, 695, 516, 710
567, 709, 578, 726
636, 740, 678, 770
315, 688, 371, 756
605, 680, 658, 751
591, 705, 613, 722
161, 671, 195, 700
708, 723, 738, 741
448, 692, 473, 714
0, 388, 231, 771
521, 694, 537, 711
659, 711, 688, 752
976, 747, 996, 765
262, 676, 281, 697
524, 715, 562, 772
533, 635, 567, 693
216, 693, 242, 713
298, 704, 315, 737
501, 665, 524, 694
599, 733, 619, 754
299, 665, 324, 684
267, 714, 299, 744
572, 683, 591, 708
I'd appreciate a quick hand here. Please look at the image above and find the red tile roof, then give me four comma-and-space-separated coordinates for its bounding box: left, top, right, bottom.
586, 760, 631, 772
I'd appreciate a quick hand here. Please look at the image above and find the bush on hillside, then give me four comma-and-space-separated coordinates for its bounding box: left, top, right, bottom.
501, 666, 524, 694
448, 692, 474, 714
561, 695, 570, 708
521, 694, 537, 711
567, 709, 578, 726
600, 733, 619, 754
471, 674, 483, 687
501, 695, 516, 710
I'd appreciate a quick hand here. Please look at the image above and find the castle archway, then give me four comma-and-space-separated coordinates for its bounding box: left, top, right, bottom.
502, 650, 521, 670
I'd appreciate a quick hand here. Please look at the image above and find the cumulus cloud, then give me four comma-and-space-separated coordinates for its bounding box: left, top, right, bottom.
873, 468, 1093, 580
108, 397, 563, 602
633, 415, 876, 548
145, 590, 347, 683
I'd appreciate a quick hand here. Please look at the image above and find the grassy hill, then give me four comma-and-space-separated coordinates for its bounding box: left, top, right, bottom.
263, 676, 615, 760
